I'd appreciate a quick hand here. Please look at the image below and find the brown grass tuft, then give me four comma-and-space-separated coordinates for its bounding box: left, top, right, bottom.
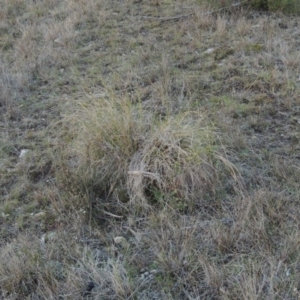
61, 90, 233, 212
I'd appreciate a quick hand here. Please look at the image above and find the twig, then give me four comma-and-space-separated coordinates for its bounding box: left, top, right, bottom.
142, 13, 194, 21
102, 210, 123, 219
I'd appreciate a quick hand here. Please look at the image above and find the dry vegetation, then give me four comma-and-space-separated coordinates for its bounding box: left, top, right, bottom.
1, 0, 300, 299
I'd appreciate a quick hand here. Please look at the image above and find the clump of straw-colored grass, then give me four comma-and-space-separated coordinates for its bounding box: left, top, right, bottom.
62, 90, 230, 211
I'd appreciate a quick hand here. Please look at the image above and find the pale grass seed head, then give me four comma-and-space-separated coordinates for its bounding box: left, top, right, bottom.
215, 15, 227, 37
236, 16, 252, 36
193, 6, 215, 29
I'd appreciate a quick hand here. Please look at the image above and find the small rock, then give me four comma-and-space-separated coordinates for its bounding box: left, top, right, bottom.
54, 37, 62, 44
113, 236, 129, 249
1, 212, 9, 219
140, 271, 155, 282
19, 149, 30, 158
33, 212, 46, 219
41, 231, 57, 246
204, 48, 215, 54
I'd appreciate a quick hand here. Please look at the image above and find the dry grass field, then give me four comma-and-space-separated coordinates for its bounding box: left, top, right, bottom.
1, 0, 300, 299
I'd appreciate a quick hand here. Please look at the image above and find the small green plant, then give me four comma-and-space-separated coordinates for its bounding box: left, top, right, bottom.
251, 0, 300, 13
201, 0, 300, 14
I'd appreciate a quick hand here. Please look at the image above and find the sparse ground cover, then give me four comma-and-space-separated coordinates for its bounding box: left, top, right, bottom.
1, 0, 300, 299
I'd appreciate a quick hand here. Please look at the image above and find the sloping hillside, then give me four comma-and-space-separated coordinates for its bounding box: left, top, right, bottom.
1, 1, 300, 298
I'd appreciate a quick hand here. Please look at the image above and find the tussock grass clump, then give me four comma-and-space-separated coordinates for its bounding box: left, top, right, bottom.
61, 91, 149, 198
128, 113, 217, 209
0, 236, 61, 298
62, 91, 226, 211
68, 248, 134, 299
